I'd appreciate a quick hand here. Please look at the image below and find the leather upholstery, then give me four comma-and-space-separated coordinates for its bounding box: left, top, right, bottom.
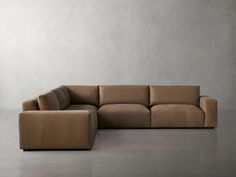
61, 86, 70, 103
98, 104, 150, 128
19, 85, 218, 150
19, 111, 97, 149
200, 96, 217, 127
66, 104, 97, 112
99, 85, 149, 106
53, 86, 70, 109
67, 85, 98, 106
66, 104, 98, 127
37, 92, 60, 110
151, 104, 204, 127
150, 86, 200, 106
22, 99, 39, 111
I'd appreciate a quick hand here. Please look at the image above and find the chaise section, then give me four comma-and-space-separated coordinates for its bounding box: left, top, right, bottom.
200, 96, 217, 128
98, 104, 150, 128
151, 104, 205, 128
19, 110, 97, 150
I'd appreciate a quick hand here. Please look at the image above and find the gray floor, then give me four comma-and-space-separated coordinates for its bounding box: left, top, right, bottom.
0, 109, 236, 177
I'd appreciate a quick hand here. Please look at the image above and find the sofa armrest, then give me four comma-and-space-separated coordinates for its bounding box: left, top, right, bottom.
19, 110, 96, 150
199, 96, 217, 128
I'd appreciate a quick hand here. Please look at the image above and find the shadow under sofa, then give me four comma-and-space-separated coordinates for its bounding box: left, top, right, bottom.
19, 85, 217, 150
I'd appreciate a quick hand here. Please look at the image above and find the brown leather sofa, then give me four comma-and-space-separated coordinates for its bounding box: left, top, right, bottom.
19, 85, 217, 150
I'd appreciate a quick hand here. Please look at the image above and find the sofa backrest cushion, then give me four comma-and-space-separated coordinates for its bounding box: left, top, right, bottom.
150, 86, 200, 106
61, 86, 70, 102
52, 86, 70, 110
22, 99, 39, 111
66, 85, 98, 106
37, 91, 60, 110
99, 85, 149, 106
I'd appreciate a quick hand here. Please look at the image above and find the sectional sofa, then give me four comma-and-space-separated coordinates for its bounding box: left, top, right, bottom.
19, 85, 217, 150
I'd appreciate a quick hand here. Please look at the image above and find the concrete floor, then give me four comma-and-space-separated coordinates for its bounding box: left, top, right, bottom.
0, 109, 236, 177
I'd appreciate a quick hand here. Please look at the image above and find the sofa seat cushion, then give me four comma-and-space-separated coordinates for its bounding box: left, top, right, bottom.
98, 104, 150, 128
66, 104, 97, 112
151, 104, 204, 127
66, 104, 98, 127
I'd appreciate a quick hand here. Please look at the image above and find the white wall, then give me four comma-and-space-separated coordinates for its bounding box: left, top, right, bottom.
0, 0, 235, 109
